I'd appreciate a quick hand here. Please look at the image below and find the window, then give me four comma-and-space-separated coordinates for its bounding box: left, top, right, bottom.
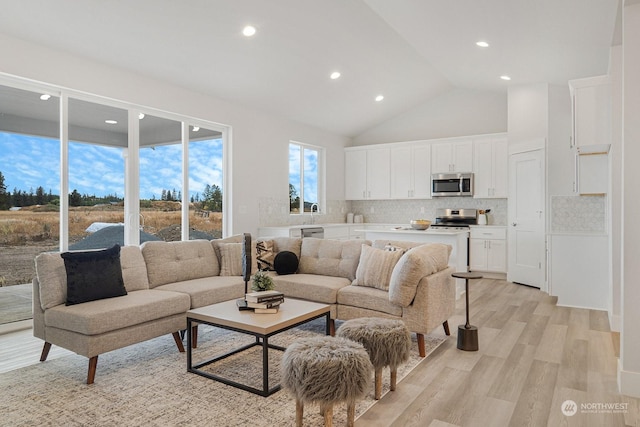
289, 141, 323, 214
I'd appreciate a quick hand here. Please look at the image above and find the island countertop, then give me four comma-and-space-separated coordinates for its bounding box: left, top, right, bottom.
352, 227, 469, 236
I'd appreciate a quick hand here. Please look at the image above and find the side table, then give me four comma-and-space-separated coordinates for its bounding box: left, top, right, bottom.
452, 272, 483, 351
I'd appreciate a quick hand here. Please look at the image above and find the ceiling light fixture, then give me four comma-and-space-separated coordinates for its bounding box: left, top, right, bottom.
500, 75, 511, 81
39, 94, 51, 101
138, 113, 145, 120
105, 119, 118, 125
330, 71, 341, 80
375, 95, 384, 102
242, 25, 256, 37
476, 41, 489, 48
192, 126, 200, 132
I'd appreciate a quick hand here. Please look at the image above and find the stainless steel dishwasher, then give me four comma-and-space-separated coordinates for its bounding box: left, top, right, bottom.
300, 227, 324, 238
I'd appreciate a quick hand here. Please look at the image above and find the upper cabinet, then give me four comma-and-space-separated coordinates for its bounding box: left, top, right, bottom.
390, 142, 431, 199
431, 139, 473, 173
474, 136, 508, 198
569, 76, 611, 148
345, 147, 390, 200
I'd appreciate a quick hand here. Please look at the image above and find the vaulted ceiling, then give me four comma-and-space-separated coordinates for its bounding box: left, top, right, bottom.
0, 0, 619, 137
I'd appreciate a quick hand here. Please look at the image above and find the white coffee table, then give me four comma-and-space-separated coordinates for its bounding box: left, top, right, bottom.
186, 298, 331, 396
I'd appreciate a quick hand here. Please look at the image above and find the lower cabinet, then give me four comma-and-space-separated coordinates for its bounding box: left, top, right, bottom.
469, 227, 507, 273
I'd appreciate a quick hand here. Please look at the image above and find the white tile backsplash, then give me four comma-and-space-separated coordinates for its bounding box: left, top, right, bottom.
551, 195, 606, 233
258, 198, 351, 226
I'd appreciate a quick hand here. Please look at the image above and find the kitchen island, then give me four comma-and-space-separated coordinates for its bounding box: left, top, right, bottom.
357, 227, 469, 298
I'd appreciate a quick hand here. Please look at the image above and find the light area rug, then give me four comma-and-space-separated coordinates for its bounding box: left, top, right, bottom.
0, 319, 445, 427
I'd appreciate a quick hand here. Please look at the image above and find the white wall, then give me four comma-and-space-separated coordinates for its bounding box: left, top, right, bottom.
0, 33, 350, 237
620, 0, 640, 398
610, 44, 623, 332
547, 85, 573, 197
351, 88, 507, 146
507, 84, 549, 143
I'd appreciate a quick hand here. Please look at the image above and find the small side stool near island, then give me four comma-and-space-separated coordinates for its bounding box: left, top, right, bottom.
452, 272, 483, 351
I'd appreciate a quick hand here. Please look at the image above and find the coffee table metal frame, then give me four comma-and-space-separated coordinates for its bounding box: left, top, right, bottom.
186, 299, 330, 397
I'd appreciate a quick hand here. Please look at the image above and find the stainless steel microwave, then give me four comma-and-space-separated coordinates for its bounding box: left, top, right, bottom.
431, 173, 474, 197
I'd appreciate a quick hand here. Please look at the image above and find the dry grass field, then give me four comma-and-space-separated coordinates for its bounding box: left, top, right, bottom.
0, 202, 222, 286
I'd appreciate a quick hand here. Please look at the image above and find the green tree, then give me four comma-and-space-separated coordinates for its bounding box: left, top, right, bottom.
69, 189, 82, 207
0, 171, 9, 210
289, 183, 300, 212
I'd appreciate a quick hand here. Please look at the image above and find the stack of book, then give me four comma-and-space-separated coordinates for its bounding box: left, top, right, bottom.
245, 290, 285, 313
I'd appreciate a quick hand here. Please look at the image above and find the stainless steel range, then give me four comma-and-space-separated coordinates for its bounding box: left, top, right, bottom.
431, 208, 478, 230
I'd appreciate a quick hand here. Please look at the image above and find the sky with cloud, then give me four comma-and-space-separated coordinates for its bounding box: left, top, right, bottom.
0, 132, 223, 201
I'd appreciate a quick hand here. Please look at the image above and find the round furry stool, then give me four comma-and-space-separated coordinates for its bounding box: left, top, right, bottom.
336, 318, 411, 399
281, 336, 373, 427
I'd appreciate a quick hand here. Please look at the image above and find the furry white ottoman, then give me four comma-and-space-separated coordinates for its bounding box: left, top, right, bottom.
281, 336, 373, 427
336, 317, 411, 399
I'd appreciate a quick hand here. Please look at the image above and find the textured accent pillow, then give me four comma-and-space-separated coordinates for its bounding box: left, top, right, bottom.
61, 244, 127, 306
256, 240, 276, 271
274, 251, 299, 275
218, 242, 243, 276
384, 244, 406, 253
352, 244, 403, 291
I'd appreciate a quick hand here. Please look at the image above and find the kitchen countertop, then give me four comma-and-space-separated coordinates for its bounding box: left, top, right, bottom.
356, 227, 469, 236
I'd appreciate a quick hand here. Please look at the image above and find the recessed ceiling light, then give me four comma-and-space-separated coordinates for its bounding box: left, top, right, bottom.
476, 41, 489, 48
138, 113, 145, 120
192, 126, 200, 132
105, 119, 118, 125
39, 94, 51, 101
330, 71, 341, 80
500, 75, 511, 81
375, 95, 384, 102
242, 25, 256, 37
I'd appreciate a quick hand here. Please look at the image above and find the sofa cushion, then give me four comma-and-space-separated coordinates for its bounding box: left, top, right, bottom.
270, 273, 351, 304
298, 239, 367, 281
141, 240, 219, 288
211, 234, 244, 265
44, 289, 191, 336
352, 244, 403, 291
373, 240, 426, 251
389, 243, 452, 307
61, 244, 128, 306
154, 276, 245, 308
274, 251, 299, 275
36, 246, 149, 310
120, 246, 150, 292
337, 285, 403, 316
272, 237, 303, 258
218, 242, 243, 276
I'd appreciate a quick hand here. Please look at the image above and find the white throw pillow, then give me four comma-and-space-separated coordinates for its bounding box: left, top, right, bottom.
352, 244, 403, 291
218, 242, 243, 276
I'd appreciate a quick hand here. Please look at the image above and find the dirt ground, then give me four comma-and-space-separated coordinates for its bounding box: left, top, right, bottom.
0, 240, 59, 286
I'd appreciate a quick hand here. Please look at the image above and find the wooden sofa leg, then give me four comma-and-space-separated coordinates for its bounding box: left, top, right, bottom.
329, 319, 335, 336
417, 333, 426, 357
172, 332, 185, 352
87, 356, 98, 385
443, 320, 451, 336
40, 342, 52, 362
191, 325, 198, 348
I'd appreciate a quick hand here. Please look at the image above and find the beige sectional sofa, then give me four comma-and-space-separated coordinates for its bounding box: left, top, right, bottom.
33, 235, 455, 384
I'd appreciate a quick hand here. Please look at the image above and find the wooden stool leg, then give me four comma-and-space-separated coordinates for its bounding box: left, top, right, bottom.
295, 399, 304, 427
346, 401, 355, 427
390, 368, 398, 391
375, 367, 382, 400
323, 403, 333, 427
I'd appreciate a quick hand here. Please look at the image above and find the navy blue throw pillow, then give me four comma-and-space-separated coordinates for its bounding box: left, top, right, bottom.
61, 244, 127, 306
274, 251, 299, 275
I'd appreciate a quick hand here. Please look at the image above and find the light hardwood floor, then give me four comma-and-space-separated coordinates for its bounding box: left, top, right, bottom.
1, 279, 638, 426
357, 279, 640, 427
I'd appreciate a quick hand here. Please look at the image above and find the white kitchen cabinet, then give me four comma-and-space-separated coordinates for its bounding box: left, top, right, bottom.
469, 227, 506, 273
474, 136, 508, 198
345, 147, 390, 200
390, 142, 431, 199
431, 139, 473, 173
569, 75, 611, 148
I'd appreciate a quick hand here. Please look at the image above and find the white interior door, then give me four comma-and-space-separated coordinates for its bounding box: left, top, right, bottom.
508, 149, 545, 288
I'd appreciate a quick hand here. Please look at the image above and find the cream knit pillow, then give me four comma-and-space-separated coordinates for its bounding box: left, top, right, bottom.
352, 244, 403, 291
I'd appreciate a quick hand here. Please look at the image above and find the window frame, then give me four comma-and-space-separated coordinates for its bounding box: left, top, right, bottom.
289, 140, 325, 215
